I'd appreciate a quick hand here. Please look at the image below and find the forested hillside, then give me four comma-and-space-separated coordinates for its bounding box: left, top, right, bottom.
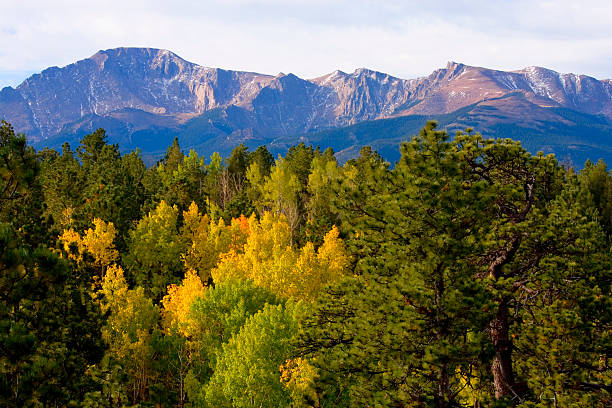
0, 120, 610, 407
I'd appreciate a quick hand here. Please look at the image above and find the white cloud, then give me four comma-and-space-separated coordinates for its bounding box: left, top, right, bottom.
1, 0, 611, 88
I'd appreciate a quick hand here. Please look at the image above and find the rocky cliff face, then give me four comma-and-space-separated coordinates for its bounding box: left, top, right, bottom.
310, 68, 416, 124
7, 48, 275, 140
393, 62, 612, 117
1, 48, 611, 146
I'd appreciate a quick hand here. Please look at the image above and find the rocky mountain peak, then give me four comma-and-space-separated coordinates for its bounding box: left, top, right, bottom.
352, 67, 375, 76
445, 61, 465, 72
89, 50, 109, 70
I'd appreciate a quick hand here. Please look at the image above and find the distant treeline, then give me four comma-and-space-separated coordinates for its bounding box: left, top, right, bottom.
0, 119, 610, 407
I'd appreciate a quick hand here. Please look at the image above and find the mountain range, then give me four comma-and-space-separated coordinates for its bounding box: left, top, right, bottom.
1, 47, 612, 166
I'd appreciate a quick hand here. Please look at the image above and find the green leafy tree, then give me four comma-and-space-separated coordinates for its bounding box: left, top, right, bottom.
185, 278, 280, 395
260, 157, 302, 238
246, 161, 266, 215
202, 301, 303, 408
200, 151, 225, 209
245, 145, 275, 217
124, 200, 184, 299
305, 153, 341, 245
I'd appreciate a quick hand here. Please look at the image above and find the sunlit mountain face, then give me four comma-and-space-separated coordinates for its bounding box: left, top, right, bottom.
1, 47, 611, 166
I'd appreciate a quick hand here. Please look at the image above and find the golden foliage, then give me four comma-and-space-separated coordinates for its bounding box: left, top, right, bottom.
316, 226, 349, 274
161, 269, 206, 336
82, 218, 119, 267
59, 228, 83, 261
100, 264, 128, 312
279, 357, 319, 406
99, 264, 159, 400
59, 218, 118, 267
212, 212, 349, 300
60, 206, 74, 227
181, 202, 250, 282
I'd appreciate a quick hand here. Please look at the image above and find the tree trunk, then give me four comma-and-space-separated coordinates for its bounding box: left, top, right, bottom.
436, 363, 451, 408
490, 301, 514, 399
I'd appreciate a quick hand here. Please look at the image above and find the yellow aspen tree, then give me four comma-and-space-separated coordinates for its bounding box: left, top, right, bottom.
100, 264, 128, 306
59, 228, 84, 262
59, 218, 118, 268
212, 212, 348, 301
181, 202, 216, 278
100, 265, 159, 355
100, 264, 159, 403
59, 218, 119, 291
160, 266, 209, 407
291, 243, 318, 299
81, 218, 119, 268
181, 201, 249, 282
316, 225, 349, 277
161, 269, 206, 337
228, 213, 250, 251
181, 201, 203, 241
212, 211, 292, 289
280, 357, 319, 407
292, 226, 349, 300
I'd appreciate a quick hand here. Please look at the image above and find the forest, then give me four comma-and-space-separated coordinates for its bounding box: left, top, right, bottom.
0, 119, 610, 407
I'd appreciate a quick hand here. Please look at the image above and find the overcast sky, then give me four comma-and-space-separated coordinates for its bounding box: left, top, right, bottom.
2, 0, 612, 88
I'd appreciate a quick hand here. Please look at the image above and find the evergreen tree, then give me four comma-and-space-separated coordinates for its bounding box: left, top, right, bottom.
250, 145, 274, 178
0, 122, 105, 406
578, 159, 612, 238
299, 122, 610, 406
38, 143, 83, 231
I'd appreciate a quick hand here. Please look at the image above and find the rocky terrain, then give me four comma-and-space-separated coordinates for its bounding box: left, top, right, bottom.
1, 47, 611, 165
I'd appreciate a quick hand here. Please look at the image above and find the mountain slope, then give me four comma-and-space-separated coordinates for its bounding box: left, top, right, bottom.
1, 47, 611, 165
283, 92, 612, 167
7, 48, 275, 140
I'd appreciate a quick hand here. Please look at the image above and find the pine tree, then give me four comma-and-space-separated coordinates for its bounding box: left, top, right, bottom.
299, 122, 610, 406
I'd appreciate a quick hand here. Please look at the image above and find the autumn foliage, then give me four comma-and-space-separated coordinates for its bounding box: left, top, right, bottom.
2, 123, 609, 408
212, 212, 349, 300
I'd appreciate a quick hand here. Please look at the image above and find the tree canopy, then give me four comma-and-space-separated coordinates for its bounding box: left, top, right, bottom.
0, 121, 609, 407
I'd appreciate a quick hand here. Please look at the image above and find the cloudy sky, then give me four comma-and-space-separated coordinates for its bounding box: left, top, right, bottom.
1, 0, 611, 88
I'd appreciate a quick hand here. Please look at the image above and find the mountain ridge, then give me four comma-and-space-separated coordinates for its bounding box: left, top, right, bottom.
1, 47, 612, 166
